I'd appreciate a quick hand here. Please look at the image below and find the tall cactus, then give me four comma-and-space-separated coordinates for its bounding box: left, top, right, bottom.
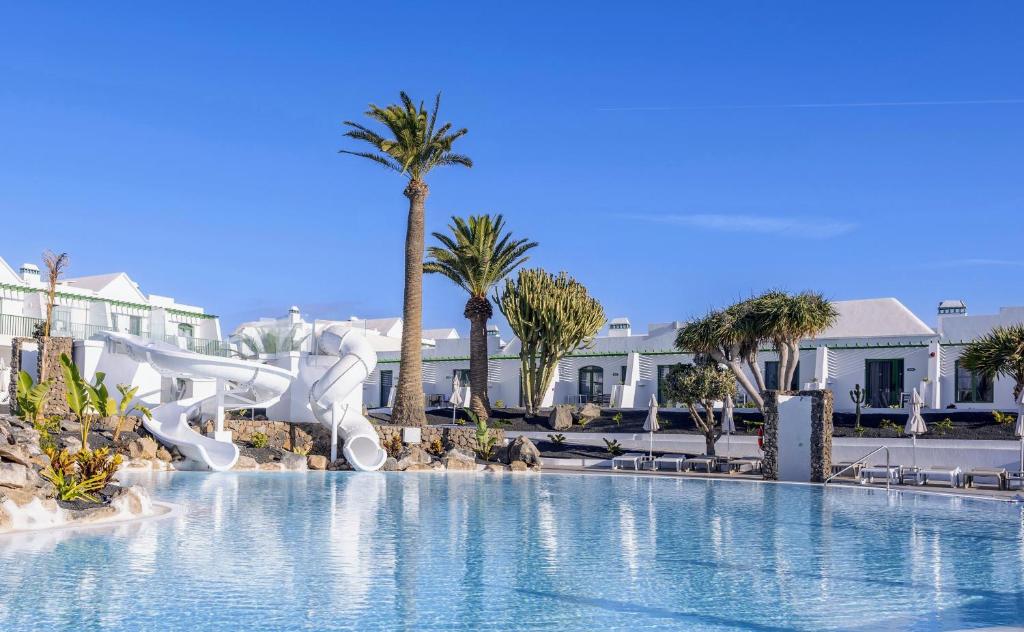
496, 269, 605, 416
850, 383, 866, 429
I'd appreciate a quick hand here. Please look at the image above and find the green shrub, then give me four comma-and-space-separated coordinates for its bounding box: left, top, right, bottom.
469, 410, 498, 461
383, 433, 404, 458
494, 400, 505, 409
612, 412, 623, 425
603, 438, 624, 456
291, 445, 310, 456
879, 418, 903, 436
41, 446, 119, 504
934, 417, 954, 436
547, 433, 566, 445
854, 426, 867, 437
251, 432, 269, 449
993, 410, 1015, 426
426, 436, 445, 457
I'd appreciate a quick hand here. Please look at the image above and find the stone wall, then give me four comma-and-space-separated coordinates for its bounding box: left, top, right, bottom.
8, 337, 71, 418
375, 425, 506, 458
761, 389, 833, 482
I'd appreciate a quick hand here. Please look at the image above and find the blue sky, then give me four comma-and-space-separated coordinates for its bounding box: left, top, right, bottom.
1, 2, 1021, 335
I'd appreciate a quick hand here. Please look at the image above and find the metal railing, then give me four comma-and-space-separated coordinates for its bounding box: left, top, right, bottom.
1, 313, 233, 358
825, 445, 893, 491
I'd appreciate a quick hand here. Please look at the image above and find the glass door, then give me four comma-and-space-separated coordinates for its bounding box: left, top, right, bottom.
864, 359, 904, 408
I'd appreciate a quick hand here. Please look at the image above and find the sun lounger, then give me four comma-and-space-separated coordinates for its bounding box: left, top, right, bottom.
916, 465, 962, 488
859, 464, 902, 485
682, 456, 719, 473
965, 468, 1007, 490
611, 453, 647, 471
1007, 472, 1024, 490
724, 457, 762, 474
831, 462, 864, 479
653, 454, 689, 472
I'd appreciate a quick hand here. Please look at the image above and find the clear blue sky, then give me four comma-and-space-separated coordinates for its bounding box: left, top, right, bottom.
2, 2, 1021, 336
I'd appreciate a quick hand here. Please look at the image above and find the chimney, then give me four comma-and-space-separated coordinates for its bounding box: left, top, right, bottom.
20, 263, 40, 285
486, 324, 500, 337
288, 305, 301, 324
937, 300, 966, 316
608, 317, 631, 337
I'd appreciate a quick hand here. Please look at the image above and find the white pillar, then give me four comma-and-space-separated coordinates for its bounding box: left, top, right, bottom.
814, 346, 829, 387
210, 378, 232, 443
926, 340, 942, 409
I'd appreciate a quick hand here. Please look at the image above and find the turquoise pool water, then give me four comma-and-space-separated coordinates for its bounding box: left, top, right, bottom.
1, 472, 1023, 631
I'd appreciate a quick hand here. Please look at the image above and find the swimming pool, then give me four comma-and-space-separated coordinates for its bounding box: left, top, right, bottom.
1, 472, 1022, 631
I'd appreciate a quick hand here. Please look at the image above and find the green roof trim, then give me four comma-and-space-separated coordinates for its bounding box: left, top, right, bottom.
0, 282, 215, 319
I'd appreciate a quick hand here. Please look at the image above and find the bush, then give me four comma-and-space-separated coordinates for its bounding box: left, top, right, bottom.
934, 417, 954, 436
383, 434, 404, 458
291, 445, 310, 456
547, 433, 566, 445
603, 438, 624, 456
426, 436, 445, 457
612, 412, 623, 425
993, 410, 1015, 426
251, 432, 269, 449
41, 446, 120, 504
494, 400, 505, 409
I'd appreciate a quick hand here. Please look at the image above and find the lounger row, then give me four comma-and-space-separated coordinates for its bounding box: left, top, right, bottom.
610, 453, 762, 474
831, 462, 1024, 490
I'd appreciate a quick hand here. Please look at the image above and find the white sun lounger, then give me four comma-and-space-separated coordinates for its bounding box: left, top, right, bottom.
725, 457, 762, 474
611, 453, 647, 471
653, 454, 689, 472
682, 456, 719, 473
859, 464, 902, 485
916, 465, 962, 488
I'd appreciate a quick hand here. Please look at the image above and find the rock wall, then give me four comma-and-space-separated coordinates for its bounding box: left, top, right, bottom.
10, 336, 72, 417
375, 425, 506, 458
197, 419, 332, 455
761, 389, 833, 483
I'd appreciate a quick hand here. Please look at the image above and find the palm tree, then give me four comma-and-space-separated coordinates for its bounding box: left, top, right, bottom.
424, 215, 537, 421
960, 324, 1024, 401
341, 92, 472, 426
676, 309, 766, 411
40, 250, 69, 382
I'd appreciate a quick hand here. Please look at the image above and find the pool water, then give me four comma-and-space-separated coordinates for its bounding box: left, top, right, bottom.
2, 472, 1023, 631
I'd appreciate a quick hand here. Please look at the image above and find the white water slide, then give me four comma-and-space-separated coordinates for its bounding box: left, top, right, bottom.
308, 324, 388, 471
101, 328, 386, 471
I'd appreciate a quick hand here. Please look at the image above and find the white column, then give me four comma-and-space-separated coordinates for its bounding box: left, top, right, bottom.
926, 340, 942, 409
210, 378, 232, 443
814, 346, 829, 387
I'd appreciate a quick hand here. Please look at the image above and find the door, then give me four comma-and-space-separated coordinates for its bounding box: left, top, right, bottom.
379, 370, 393, 407
657, 365, 672, 406
865, 359, 904, 408
578, 366, 603, 402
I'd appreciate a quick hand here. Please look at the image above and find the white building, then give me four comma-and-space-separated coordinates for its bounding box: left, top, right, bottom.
348, 297, 1024, 414
1, 254, 223, 406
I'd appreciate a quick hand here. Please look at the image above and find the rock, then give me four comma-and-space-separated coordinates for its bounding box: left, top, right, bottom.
108, 485, 151, 517
0, 463, 29, 488
576, 403, 601, 425
13, 427, 41, 447
485, 463, 509, 473
548, 404, 574, 431
128, 437, 158, 460
0, 444, 34, 467
307, 455, 329, 470
232, 456, 258, 470
443, 456, 478, 471
404, 463, 433, 472
61, 419, 82, 433
0, 487, 42, 507
258, 462, 285, 471
507, 436, 541, 466
328, 458, 352, 471
509, 460, 529, 472
396, 446, 433, 470
156, 447, 173, 463
280, 452, 308, 471
380, 457, 401, 471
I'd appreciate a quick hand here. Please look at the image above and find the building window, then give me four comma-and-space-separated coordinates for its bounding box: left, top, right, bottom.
864, 359, 904, 408
764, 361, 799, 391
452, 368, 470, 386
955, 360, 993, 403
52, 306, 71, 334
578, 365, 603, 402
380, 370, 393, 407
177, 323, 194, 338
620, 365, 627, 385
657, 365, 672, 406
129, 315, 143, 336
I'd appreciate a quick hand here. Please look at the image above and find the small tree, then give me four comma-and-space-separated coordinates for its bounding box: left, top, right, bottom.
40, 250, 69, 382
960, 324, 1024, 401
661, 359, 737, 456
496, 269, 605, 416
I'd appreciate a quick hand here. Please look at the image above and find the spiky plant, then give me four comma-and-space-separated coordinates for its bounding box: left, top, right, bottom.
754, 291, 838, 390
497, 269, 605, 416
341, 92, 472, 426
676, 309, 766, 410
424, 214, 537, 422
960, 324, 1024, 401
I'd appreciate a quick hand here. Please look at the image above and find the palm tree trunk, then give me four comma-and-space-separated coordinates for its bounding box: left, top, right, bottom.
391, 179, 429, 426
466, 299, 491, 422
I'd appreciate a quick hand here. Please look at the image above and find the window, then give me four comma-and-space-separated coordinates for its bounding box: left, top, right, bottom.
452, 368, 470, 386
955, 360, 993, 403
764, 361, 799, 391
177, 323, 194, 338
620, 365, 628, 385
578, 366, 604, 402
864, 359, 904, 407
52, 306, 71, 335
657, 365, 673, 406
380, 370, 393, 407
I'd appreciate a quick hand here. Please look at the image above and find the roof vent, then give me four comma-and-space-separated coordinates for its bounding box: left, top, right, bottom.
938, 300, 966, 316
19, 263, 40, 285
608, 317, 632, 337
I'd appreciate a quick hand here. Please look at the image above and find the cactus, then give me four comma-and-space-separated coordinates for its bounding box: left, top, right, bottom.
496, 268, 605, 416
850, 383, 866, 429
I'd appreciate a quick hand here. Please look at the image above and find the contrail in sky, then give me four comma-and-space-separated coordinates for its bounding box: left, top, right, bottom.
598, 99, 1024, 111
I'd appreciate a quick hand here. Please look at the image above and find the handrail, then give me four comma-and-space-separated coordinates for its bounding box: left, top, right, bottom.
825, 445, 892, 491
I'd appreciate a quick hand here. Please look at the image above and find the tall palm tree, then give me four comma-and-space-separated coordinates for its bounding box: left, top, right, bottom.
341, 92, 472, 426
676, 309, 766, 410
424, 214, 537, 421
